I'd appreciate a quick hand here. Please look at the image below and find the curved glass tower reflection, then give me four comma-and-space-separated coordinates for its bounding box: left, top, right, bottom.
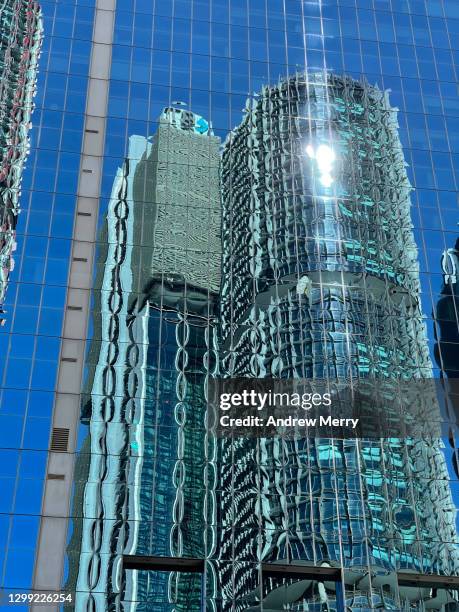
218, 73, 459, 610
220, 73, 429, 379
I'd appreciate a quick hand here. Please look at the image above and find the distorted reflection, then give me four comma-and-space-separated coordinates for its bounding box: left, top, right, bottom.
68, 72, 459, 611
67, 107, 220, 610
0, 1, 42, 324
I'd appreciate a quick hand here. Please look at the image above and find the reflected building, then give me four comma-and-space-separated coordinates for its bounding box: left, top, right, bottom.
0, 0, 42, 323
218, 73, 459, 609
66, 74, 459, 612
66, 108, 221, 611
434, 238, 459, 380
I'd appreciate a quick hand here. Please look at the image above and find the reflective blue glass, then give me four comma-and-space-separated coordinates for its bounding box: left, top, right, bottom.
0, 0, 94, 594
2, 0, 459, 609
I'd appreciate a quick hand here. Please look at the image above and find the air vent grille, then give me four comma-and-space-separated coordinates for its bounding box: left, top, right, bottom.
47, 473, 65, 480
50, 427, 69, 452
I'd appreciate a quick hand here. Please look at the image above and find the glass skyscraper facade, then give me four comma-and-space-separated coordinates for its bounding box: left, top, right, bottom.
1, 0, 459, 611
216, 72, 459, 609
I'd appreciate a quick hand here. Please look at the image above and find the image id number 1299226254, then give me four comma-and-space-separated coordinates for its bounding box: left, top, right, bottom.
1, 591, 73, 605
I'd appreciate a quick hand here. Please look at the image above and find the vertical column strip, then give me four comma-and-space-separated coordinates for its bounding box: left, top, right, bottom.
32, 0, 116, 601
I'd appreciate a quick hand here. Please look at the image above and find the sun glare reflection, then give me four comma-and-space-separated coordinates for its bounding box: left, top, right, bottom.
306, 143, 336, 187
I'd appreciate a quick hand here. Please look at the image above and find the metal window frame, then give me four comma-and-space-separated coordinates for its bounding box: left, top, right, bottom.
122, 556, 459, 609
